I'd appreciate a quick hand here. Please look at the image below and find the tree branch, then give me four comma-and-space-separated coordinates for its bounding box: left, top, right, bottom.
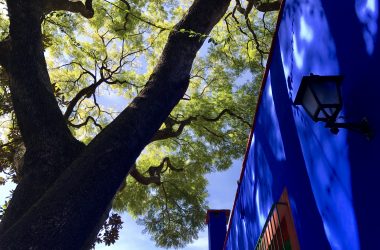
59, 39, 147, 120
232, 0, 275, 65
151, 108, 251, 143
251, 0, 281, 12
151, 116, 197, 141
153, 108, 251, 142
68, 115, 103, 130
44, 0, 95, 18
161, 157, 183, 173
129, 166, 161, 186
130, 157, 183, 186
201, 125, 227, 141
237, 0, 281, 15
201, 108, 252, 127
6, 0, 79, 149
64, 81, 101, 120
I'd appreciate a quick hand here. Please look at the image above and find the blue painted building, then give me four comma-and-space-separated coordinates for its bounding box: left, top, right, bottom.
223, 0, 380, 249
207, 210, 230, 250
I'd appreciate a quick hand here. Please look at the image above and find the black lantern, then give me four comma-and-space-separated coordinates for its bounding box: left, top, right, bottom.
294, 74, 372, 138
294, 74, 343, 122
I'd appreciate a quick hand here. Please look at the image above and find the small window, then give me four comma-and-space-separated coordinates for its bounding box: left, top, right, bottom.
255, 188, 300, 250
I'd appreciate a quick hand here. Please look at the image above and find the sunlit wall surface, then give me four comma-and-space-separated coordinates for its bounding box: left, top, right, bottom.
224, 0, 380, 249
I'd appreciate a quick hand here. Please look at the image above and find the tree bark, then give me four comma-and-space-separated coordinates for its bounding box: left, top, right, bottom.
43, 0, 94, 18
0, 38, 10, 69
254, 1, 281, 12
129, 166, 161, 186
0, 0, 85, 235
0, 0, 231, 248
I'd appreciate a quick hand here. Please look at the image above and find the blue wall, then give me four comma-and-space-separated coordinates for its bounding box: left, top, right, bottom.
225, 0, 380, 249
207, 210, 229, 250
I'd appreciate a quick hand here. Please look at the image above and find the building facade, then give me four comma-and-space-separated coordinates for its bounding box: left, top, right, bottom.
224, 0, 380, 249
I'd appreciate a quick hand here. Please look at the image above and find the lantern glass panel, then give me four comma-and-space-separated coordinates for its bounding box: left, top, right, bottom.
317, 109, 327, 120
316, 107, 337, 121
302, 86, 319, 118
309, 80, 340, 105
325, 107, 338, 117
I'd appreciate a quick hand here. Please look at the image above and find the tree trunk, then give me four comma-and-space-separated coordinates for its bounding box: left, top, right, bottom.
0, 0, 231, 248
0, 0, 84, 235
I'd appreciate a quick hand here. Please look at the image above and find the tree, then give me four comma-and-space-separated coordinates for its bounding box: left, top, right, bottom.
0, 0, 279, 248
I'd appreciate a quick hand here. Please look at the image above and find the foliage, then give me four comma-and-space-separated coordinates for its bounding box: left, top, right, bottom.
92, 213, 124, 248
0, 0, 278, 248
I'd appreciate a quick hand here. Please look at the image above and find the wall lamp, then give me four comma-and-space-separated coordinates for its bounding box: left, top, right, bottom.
294, 74, 373, 139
